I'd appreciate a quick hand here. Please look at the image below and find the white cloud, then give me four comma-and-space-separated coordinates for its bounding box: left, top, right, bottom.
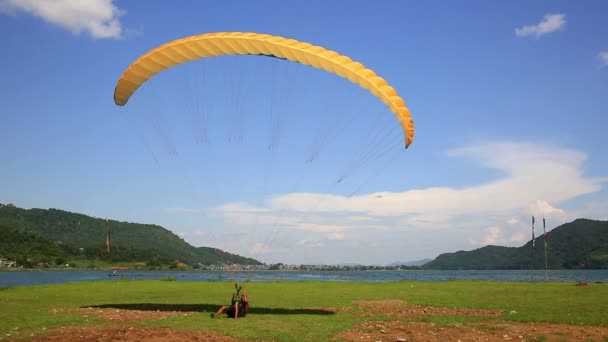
509, 232, 525, 243
215, 202, 269, 214
483, 226, 501, 245
297, 240, 324, 248
599, 51, 608, 67
297, 223, 351, 234
265, 142, 602, 218
327, 232, 345, 241
473, 226, 525, 247
528, 199, 567, 219
515, 14, 566, 38
174, 141, 606, 264
0, 0, 124, 39
207, 202, 353, 241
249, 242, 288, 255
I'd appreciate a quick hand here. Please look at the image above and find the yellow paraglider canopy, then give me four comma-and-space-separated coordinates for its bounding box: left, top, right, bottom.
113, 32, 414, 148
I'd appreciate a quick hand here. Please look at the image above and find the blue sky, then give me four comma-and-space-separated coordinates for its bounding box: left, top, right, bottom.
1, 0, 607, 264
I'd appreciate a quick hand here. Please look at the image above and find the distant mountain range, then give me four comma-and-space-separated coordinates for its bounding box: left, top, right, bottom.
2, 203, 606, 270
387, 259, 433, 267
0, 203, 260, 266
423, 219, 608, 270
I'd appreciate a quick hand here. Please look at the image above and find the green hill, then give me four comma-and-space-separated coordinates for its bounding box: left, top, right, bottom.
0, 225, 176, 268
0, 203, 260, 266
0, 225, 78, 267
423, 219, 608, 270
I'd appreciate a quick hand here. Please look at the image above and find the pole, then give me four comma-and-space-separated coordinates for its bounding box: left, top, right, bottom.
106, 219, 111, 254
543, 218, 548, 281
530, 216, 535, 281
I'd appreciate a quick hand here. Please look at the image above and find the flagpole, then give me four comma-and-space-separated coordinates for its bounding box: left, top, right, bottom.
543, 218, 548, 281
530, 216, 535, 281
106, 219, 111, 254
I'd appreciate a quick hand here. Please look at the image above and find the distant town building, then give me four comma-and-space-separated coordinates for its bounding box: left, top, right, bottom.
0, 258, 17, 267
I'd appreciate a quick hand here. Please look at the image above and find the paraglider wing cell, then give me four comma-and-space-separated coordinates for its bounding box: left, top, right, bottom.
113, 32, 414, 148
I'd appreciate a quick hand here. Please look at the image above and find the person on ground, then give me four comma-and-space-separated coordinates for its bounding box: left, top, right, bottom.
212, 284, 249, 319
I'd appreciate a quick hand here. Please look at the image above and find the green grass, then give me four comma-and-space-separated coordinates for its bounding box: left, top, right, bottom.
1, 280, 607, 341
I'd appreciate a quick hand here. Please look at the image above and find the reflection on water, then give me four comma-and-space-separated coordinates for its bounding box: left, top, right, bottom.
1, 269, 607, 288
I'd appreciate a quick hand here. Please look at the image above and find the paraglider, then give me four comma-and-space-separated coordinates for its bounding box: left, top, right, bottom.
212, 283, 249, 319
113, 31, 415, 148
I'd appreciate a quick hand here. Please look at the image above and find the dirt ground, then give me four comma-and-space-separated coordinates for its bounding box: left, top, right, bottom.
10, 300, 608, 342
338, 300, 608, 342
54, 307, 195, 322
25, 327, 249, 342
347, 299, 503, 318
336, 320, 608, 342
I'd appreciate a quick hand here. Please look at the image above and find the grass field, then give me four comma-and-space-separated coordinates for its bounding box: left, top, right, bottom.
1, 279, 607, 341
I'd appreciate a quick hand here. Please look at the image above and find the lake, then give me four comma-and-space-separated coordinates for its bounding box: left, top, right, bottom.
1, 269, 607, 288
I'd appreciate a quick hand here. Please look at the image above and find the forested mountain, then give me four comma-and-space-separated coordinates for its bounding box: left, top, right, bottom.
0, 226, 175, 267
423, 219, 608, 269
0, 203, 260, 266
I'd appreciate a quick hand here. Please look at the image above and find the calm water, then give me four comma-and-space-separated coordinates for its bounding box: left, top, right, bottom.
1, 269, 607, 288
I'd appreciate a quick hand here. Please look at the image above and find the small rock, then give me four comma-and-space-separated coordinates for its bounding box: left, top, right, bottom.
397, 338, 407, 342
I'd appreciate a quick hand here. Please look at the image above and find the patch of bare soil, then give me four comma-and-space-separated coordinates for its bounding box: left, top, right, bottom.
12, 307, 259, 341
336, 320, 608, 342
337, 301, 607, 341
65, 307, 193, 322
347, 300, 503, 318
25, 327, 249, 342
